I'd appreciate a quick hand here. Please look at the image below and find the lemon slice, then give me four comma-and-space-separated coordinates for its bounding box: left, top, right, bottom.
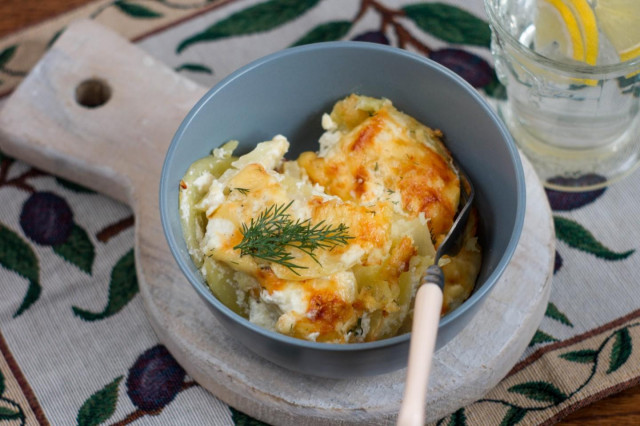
594, 0, 640, 62
535, 0, 599, 65
535, 0, 585, 61
566, 0, 599, 65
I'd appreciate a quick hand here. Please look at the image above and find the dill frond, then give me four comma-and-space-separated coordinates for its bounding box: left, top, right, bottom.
230, 187, 250, 195
233, 201, 353, 274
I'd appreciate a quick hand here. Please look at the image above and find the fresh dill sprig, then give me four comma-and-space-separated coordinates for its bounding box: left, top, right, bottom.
233, 201, 353, 274
230, 187, 250, 195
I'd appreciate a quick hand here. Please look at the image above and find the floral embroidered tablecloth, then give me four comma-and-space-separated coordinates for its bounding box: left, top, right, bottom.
0, 1, 638, 425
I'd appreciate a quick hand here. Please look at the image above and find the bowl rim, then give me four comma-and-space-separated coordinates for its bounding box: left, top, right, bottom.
159, 41, 526, 352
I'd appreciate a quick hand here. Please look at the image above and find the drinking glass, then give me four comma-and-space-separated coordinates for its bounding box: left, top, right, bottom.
485, 0, 640, 191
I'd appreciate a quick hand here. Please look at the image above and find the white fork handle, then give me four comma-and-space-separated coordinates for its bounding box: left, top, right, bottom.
397, 282, 443, 426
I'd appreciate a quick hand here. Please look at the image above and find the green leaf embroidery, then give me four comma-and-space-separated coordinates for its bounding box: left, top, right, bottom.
0, 224, 40, 317
554, 216, 635, 260
528, 330, 558, 347
0, 405, 22, 420
0, 370, 4, 395
113, 0, 163, 18
0, 149, 12, 162
0, 45, 17, 69
447, 408, 467, 426
608, 328, 632, 374
52, 223, 95, 274
290, 21, 352, 46
508, 381, 567, 404
500, 406, 527, 426
483, 71, 507, 99
72, 249, 138, 321
55, 177, 95, 194
230, 406, 269, 425
176, 0, 321, 53
545, 302, 573, 327
559, 349, 598, 364
77, 376, 123, 426
402, 3, 491, 48
47, 28, 65, 48
175, 63, 214, 74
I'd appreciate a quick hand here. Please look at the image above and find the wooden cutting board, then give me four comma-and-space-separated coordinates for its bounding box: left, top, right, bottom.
0, 20, 555, 425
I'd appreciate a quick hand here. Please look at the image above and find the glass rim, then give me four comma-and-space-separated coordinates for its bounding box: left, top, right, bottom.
484, 0, 640, 77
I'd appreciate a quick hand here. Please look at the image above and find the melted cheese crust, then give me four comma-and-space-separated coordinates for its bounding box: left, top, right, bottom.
180, 95, 482, 343
187, 137, 421, 343
298, 94, 459, 239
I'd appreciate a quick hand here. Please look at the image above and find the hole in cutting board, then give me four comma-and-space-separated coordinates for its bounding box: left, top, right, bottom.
75, 78, 111, 108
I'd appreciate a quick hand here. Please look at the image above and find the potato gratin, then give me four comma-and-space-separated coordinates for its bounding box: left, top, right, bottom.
179, 94, 481, 343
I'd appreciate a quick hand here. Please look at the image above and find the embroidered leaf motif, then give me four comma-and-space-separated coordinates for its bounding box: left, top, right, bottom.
126, 345, 186, 411
402, 3, 491, 47
0, 224, 40, 317
175, 63, 214, 74
55, 177, 95, 194
554, 250, 563, 274
508, 381, 567, 404
546, 175, 606, 211
20, 191, 74, 246
429, 48, 494, 88
52, 223, 95, 274
545, 302, 573, 327
483, 71, 507, 99
47, 28, 65, 48
352, 30, 389, 44
113, 0, 162, 18
554, 216, 635, 260
447, 408, 467, 425
608, 328, 632, 374
176, 0, 321, 53
0, 149, 12, 162
72, 249, 138, 321
0, 370, 4, 395
0, 45, 17, 69
529, 330, 558, 347
0, 406, 22, 420
77, 376, 123, 426
230, 406, 269, 425
500, 406, 527, 426
560, 349, 598, 364
290, 21, 352, 46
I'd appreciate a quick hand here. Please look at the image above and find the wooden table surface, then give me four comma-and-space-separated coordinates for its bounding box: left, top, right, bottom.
1, 1, 639, 424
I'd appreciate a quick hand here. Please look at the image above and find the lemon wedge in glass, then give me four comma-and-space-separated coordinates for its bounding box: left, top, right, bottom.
594, 0, 640, 62
535, 0, 599, 65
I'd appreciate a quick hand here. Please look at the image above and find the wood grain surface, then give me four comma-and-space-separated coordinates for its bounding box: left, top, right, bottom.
1, 1, 638, 425
0, 0, 95, 38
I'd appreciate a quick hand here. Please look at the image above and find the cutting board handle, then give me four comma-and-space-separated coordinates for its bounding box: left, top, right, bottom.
0, 19, 206, 205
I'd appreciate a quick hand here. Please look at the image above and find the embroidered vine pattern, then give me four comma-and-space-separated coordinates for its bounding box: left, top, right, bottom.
175, 0, 505, 97
89, 0, 219, 20
76, 345, 253, 426
1, 1, 638, 424
442, 178, 639, 425
0, 369, 25, 423
0, 154, 137, 318
437, 323, 637, 425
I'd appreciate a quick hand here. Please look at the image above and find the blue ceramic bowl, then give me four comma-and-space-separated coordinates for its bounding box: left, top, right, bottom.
160, 42, 525, 378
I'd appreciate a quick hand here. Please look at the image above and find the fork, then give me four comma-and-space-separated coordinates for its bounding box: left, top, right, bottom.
397, 162, 476, 426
